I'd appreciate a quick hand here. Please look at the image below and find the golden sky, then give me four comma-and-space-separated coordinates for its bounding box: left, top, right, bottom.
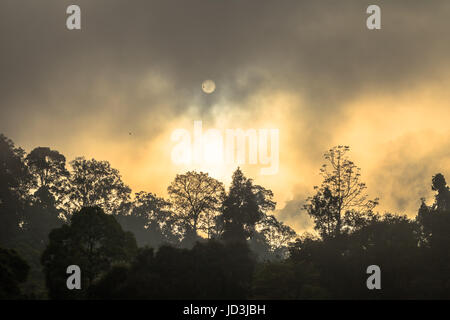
1, 0, 450, 233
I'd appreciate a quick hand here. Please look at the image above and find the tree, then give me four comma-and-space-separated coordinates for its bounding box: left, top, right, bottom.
26, 147, 70, 199
431, 173, 450, 211
26, 147, 70, 219
415, 174, 450, 298
68, 157, 131, 214
0, 134, 31, 245
17, 147, 71, 245
221, 168, 275, 243
167, 171, 225, 244
304, 146, 378, 239
41, 206, 137, 299
115, 191, 180, 247
417, 173, 450, 248
258, 214, 297, 259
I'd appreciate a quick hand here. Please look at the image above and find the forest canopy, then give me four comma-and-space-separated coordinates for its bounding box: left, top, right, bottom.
0, 134, 449, 299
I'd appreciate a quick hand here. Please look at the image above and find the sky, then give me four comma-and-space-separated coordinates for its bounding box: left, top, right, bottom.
1, 0, 450, 233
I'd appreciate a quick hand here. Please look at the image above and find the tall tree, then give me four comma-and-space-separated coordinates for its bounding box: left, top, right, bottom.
431, 173, 450, 211
68, 157, 131, 214
168, 171, 225, 244
221, 168, 275, 243
26, 147, 70, 213
304, 146, 378, 239
416, 173, 450, 298
26, 147, 69, 193
20, 147, 69, 242
417, 173, 450, 248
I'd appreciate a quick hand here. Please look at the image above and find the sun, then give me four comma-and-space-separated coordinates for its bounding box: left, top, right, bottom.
202, 80, 216, 94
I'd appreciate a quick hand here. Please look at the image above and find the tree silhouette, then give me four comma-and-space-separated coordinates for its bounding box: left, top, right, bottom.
221, 168, 275, 243
68, 157, 131, 214
416, 173, 450, 298
26, 147, 70, 199
304, 146, 378, 239
417, 173, 450, 247
168, 171, 225, 244
0, 134, 31, 246
18, 147, 69, 246
431, 173, 450, 211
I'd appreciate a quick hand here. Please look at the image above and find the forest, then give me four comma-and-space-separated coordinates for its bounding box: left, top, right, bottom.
0, 134, 449, 300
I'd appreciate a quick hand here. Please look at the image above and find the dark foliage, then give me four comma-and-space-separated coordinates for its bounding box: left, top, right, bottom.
41, 207, 137, 299
0, 247, 30, 299
89, 240, 255, 299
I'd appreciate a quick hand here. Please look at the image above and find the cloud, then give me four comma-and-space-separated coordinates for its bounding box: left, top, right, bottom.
275, 185, 315, 234
2, 1, 450, 120
368, 131, 450, 216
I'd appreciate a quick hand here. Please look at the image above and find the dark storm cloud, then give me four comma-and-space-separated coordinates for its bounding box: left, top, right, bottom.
2, 0, 450, 127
